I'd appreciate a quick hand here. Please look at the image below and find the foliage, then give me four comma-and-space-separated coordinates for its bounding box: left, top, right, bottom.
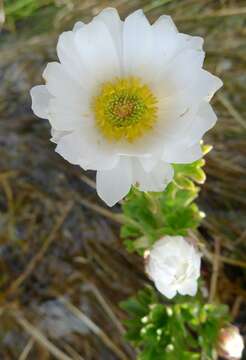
121, 145, 232, 358
121, 145, 212, 254
3, 0, 60, 30
121, 287, 230, 360
4, 0, 52, 19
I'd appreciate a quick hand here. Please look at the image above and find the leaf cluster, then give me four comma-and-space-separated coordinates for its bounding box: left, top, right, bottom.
121, 145, 211, 254
121, 287, 229, 360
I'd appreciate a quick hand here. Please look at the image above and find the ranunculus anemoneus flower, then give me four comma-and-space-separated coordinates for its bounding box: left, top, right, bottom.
145, 236, 201, 298
31, 8, 222, 206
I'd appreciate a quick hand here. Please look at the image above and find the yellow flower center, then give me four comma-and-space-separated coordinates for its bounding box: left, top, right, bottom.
92, 77, 158, 142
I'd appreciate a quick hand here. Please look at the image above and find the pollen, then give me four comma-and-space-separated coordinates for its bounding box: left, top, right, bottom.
92, 77, 158, 142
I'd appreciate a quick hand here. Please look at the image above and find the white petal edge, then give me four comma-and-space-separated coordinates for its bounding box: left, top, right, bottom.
72, 21, 84, 32
74, 19, 121, 84
159, 48, 205, 92
150, 15, 179, 81
183, 102, 218, 147
55, 129, 119, 170
139, 157, 158, 172
93, 8, 123, 59
43, 62, 81, 99
123, 9, 153, 79
132, 160, 174, 192
56, 31, 91, 88
50, 128, 71, 143
177, 33, 204, 51
153, 15, 178, 33
163, 143, 203, 164
155, 281, 177, 299
30, 85, 51, 119
178, 280, 198, 296
164, 101, 218, 150
96, 157, 132, 206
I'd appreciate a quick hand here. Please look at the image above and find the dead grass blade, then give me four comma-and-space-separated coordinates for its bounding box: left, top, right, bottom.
60, 298, 128, 360
18, 339, 34, 360
14, 313, 73, 360
7, 202, 73, 296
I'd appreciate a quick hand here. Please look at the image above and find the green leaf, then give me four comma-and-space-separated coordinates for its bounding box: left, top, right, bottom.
122, 288, 229, 359
121, 154, 206, 253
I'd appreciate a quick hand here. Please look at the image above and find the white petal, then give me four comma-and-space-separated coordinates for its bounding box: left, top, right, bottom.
55, 127, 118, 170
150, 18, 204, 84
115, 130, 164, 158
194, 69, 223, 101
50, 128, 70, 144
43, 62, 81, 99
189, 253, 201, 279
151, 58, 206, 128
154, 76, 218, 148
149, 237, 170, 253
74, 19, 121, 84
42, 62, 91, 131
150, 15, 178, 76
55, 131, 83, 165
164, 101, 218, 150
57, 31, 91, 89
72, 21, 84, 32
94, 8, 123, 59
184, 102, 218, 147
153, 15, 178, 34
96, 157, 132, 206
160, 49, 205, 92
123, 10, 153, 79
147, 259, 174, 283
177, 33, 204, 51
132, 160, 174, 192
139, 157, 158, 172
155, 281, 177, 299
163, 143, 203, 164
171, 69, 222, 108
48, 96, 90, 131
154, 98, 194, 143
178, 280, 198, 296
156, 68, 222, 120
30, 85, 51, 119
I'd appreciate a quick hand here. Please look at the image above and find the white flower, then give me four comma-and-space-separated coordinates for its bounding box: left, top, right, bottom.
30, 8, 222, 206
145, 236, 201, 298
218, 326, 244, 360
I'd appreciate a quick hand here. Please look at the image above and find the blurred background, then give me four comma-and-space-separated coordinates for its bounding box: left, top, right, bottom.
0, 0, 245, 359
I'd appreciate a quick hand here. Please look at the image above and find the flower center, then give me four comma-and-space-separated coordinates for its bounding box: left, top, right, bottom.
92, 77, 158, 142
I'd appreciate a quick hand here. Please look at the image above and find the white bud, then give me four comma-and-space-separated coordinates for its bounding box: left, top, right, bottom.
145, 236, 201, 299
218, 326, 244, 359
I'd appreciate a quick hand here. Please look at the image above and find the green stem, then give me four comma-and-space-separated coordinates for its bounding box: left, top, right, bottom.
144, 193, 164, 227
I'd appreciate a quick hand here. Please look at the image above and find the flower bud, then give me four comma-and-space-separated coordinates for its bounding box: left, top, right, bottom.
217, 326, 244, 359
145, 235, 201, 299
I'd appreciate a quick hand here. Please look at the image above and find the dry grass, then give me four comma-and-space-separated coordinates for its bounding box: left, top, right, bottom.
0, 0, 245, 358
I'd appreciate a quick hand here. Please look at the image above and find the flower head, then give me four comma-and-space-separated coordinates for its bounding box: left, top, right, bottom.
218, 326, 244, 360
145, 236, 201, 299
30, 8, 222, 206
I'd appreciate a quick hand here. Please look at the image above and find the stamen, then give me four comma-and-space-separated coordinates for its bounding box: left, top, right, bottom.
92, 77, 158, 142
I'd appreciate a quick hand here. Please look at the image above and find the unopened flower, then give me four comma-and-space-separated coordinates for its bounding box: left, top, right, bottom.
145, 236, 201, 298
218, 326, 244, 359
30, 8, 222, 206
